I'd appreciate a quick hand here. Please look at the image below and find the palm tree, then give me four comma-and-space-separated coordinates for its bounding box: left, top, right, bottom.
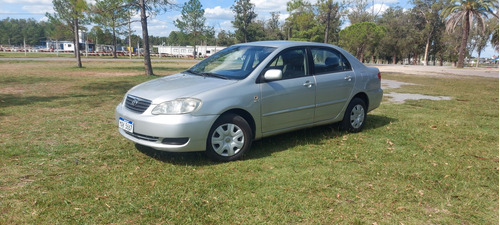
441, 0, 498, 68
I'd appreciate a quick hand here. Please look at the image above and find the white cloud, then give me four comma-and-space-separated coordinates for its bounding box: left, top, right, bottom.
141, 18, 172, 37
368, 3, 390, 16
38, 16, 48, 22
22, 5, 53, 14
214, 20, 234, 33
205, 6, 233, 20
373, 0, 399, 3
251, 0, 288, 14
1, 0, 51, 4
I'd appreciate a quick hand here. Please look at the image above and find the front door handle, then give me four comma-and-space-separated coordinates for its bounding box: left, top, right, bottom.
303, 81, 314, 88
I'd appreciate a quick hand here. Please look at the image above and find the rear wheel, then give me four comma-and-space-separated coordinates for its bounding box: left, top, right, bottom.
206, 114, 252, 162
340, 98, 367, 132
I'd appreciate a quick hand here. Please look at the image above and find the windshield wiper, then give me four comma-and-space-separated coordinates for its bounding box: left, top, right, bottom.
200, 72, 229, 80
185, 69, 198, 75
185, 70, 228, 80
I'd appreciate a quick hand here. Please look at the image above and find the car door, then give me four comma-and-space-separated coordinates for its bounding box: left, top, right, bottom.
310, 47, 355, 122
259, 48, 316, 134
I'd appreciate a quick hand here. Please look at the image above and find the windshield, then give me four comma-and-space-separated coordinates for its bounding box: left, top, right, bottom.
188, 45, 276, 80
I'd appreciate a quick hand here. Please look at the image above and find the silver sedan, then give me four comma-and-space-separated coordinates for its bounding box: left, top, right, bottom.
116, 41, 383, 161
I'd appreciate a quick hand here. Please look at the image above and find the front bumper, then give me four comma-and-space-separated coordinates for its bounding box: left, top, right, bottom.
115, 104, 218, 152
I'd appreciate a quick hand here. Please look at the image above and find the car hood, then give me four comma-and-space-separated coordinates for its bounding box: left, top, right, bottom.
127, 73, 238, 104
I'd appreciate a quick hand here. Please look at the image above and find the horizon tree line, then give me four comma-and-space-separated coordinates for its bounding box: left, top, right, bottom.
0, 0, 498, 73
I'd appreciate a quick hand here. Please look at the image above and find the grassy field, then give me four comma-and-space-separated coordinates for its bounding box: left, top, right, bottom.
0, 52, 192, 60
0, 59, 498, 224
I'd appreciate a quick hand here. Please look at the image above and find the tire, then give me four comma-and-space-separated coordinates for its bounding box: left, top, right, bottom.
206, 113, 253, 162
340, 98, 367, 133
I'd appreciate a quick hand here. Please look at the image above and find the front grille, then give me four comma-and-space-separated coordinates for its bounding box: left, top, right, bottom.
125, 131, 159, 142
125, 95, 152, 114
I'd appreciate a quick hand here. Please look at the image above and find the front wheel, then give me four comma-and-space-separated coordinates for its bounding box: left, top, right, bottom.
206, 114, 253, 162
340, 98, 367, 133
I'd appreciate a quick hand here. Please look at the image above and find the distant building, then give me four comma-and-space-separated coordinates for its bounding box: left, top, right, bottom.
45, 41, 74, 51
154, 45, 227, 58
44, 40, 96, 52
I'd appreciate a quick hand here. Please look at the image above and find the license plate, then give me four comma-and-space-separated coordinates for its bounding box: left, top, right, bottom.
119, 117, 133, 133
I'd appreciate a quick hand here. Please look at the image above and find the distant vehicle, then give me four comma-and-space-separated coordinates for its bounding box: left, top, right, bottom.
116, 41, 383, 161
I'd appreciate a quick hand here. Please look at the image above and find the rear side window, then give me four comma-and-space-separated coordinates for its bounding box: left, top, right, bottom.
311, 48, 351, 74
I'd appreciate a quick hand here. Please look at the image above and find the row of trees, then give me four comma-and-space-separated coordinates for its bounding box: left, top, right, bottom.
172, 0, 498, 68
0, 0, 498, 73
41, 0, 174, 74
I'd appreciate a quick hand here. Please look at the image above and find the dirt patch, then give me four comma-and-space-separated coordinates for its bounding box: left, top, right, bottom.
76, 71, 140, 77
0, 61, 140, 78
374, 64, 499, 78
0, 86, 26, 95
381, 80, 416, 89
382, 79, 452, 104
385, 92, 452, 104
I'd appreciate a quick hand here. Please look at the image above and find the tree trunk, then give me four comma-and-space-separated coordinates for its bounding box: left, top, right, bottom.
423, 34, 431, 66
139, 0, 154, 75
112, 19, 117, 58
193, 34, 197, 59
457, 11, 470, 68
324, 3, 331, 43
476, 51, 481, 67
74, 18, 82, 68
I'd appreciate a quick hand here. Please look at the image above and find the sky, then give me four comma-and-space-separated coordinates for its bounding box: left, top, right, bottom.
0, 0, 497, 57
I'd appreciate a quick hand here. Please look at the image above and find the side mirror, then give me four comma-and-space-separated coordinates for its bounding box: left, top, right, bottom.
263, 69, 282, 81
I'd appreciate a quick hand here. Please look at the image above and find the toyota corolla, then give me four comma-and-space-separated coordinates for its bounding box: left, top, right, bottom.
116, 41, 383, 161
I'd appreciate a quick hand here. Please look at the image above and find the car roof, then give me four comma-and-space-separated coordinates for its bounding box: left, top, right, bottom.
234, 41, 337, 49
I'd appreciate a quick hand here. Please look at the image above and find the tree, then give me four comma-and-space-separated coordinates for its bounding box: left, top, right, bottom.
133, 0, 174, 75
231, 0, 257, 43
470, 17, 494, 67
441, 0, 498, 68
439, 25, 462, 66
404, 9, 428, 65
265, 12, 284, 40
317, 0, 342, 44
91, 0, 129, 58
247, 20, 267, 41
378, 7, 411, 64
44, 18, 74, 48
285, 0, 320, 42
216, 30, 236, 46
47, 0, 88, 68
0, 18, 48, 46
174, 0, 207, 58
490, 17, 499, 52
412, 0, 445, 66
339, 22, 385, 62
347, 0, 376, 24
88, 26, 113, 46
168, 31, 190, 46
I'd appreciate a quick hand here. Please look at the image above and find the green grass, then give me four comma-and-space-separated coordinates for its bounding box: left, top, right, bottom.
0, 61, 498, 224
0, 52, 76, 58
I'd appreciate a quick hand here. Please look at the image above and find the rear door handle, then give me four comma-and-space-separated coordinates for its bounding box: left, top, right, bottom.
344, 75, 352, 81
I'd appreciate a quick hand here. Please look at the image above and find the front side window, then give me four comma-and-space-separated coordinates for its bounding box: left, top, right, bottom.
311, 48, 351, 74
189, 45, 275, 80
265, 48, 308, 80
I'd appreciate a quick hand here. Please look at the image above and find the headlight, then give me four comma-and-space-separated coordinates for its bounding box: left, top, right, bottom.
151, 98, 202, 115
